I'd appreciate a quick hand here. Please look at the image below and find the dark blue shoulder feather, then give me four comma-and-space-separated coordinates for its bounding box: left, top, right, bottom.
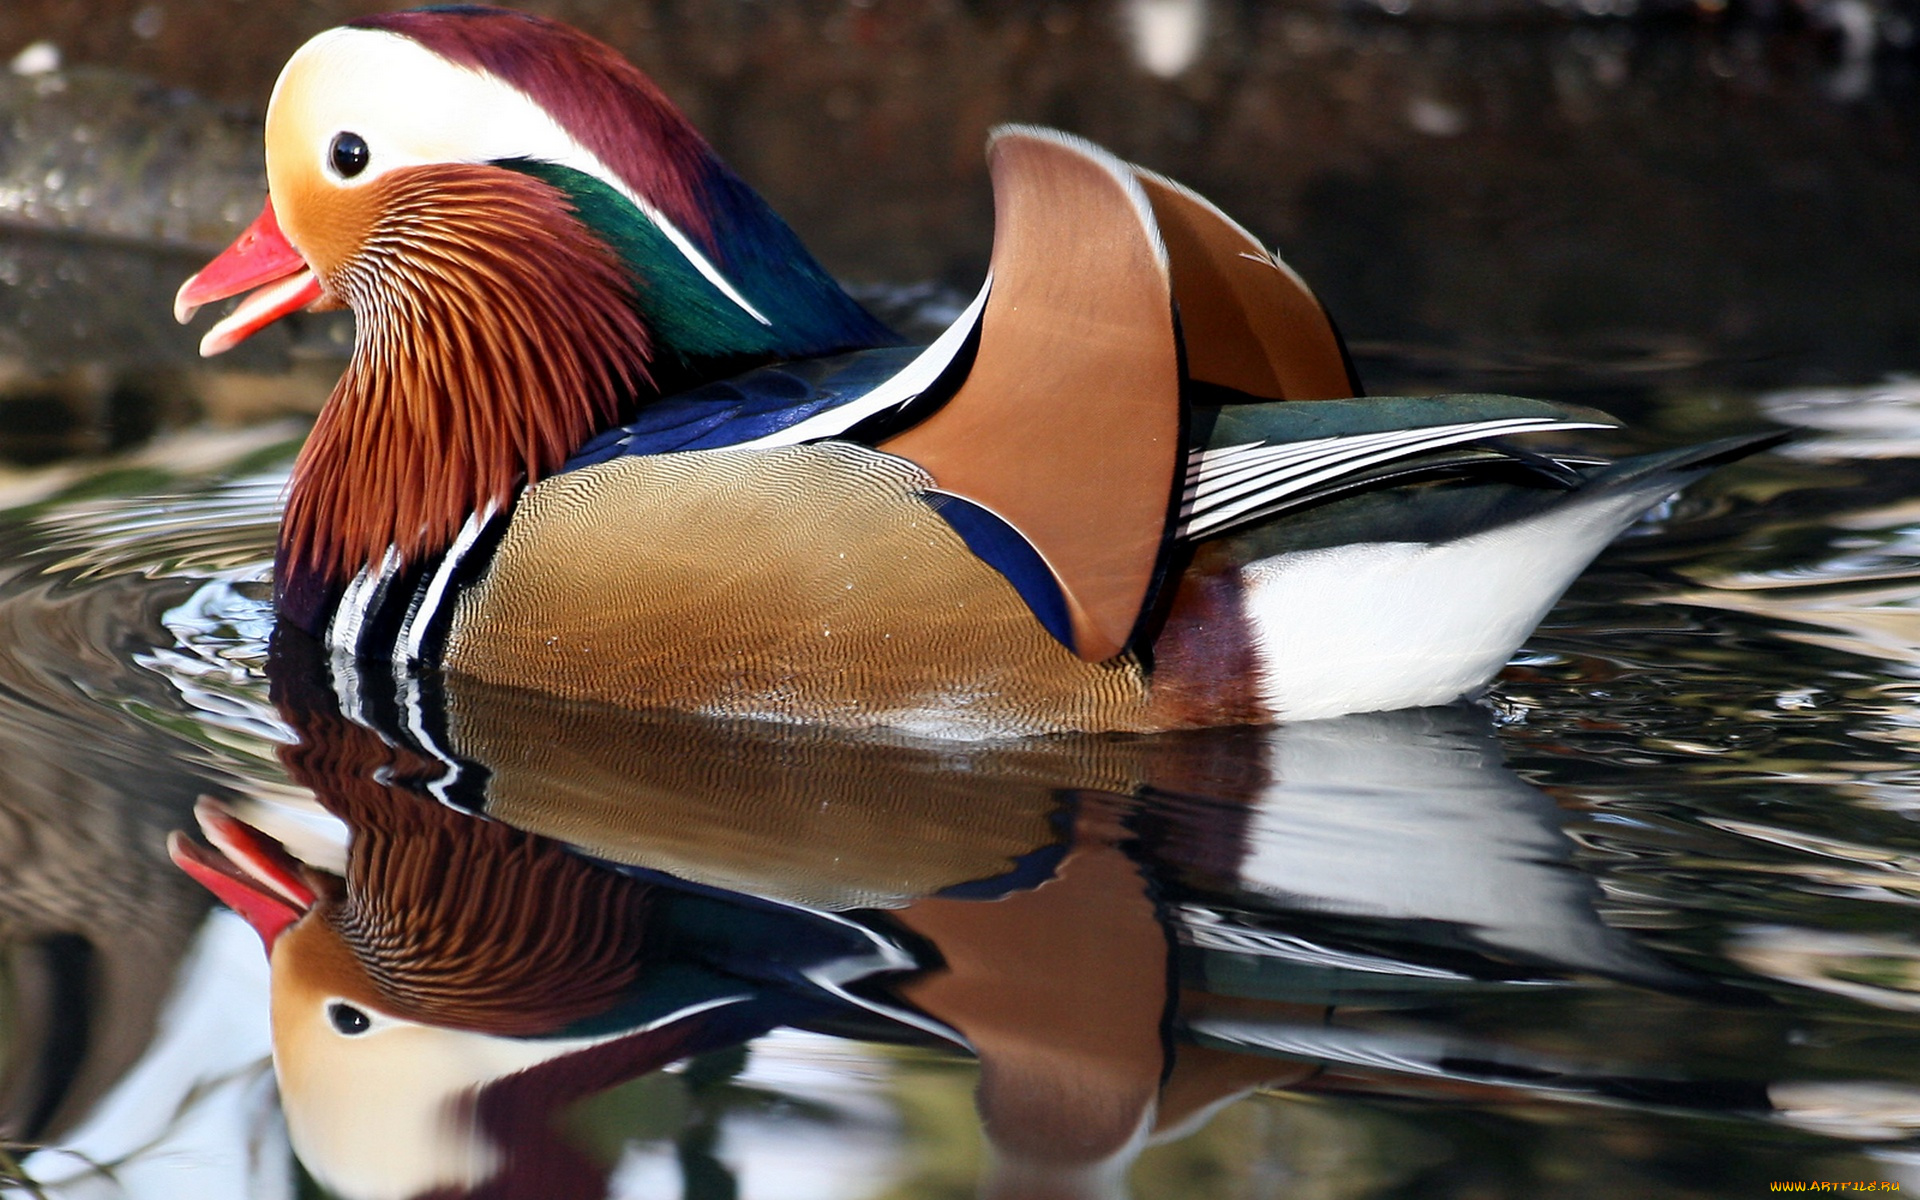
921, 491, 1075, 651
562, 346, 927, 466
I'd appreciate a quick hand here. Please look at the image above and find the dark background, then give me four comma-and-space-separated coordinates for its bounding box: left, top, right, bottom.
0, 0, 1916, 458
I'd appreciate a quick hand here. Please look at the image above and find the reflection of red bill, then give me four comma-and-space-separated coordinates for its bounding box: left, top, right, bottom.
167, 796, 318, 951
174, 198, 323, 357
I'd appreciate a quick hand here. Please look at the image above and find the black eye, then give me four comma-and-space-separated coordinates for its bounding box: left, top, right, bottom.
328, 1001, 371, 1035
329, 131, 370, 179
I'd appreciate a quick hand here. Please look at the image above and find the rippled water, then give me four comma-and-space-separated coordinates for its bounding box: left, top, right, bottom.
0, 372, 1917, 1198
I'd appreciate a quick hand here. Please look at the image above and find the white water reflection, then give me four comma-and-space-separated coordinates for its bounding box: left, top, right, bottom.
1669, 383, 1920, 672
11, 913, 279, 1200
1732, 926, 1920, 1012
1761, 377, 1920, 460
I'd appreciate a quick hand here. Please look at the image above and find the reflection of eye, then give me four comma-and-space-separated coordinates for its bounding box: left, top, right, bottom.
329, 131, 369, 178
328, 1001, 372, 1035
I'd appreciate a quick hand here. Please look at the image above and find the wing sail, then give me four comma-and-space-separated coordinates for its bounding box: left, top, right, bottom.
882, 127, 1184, 662
1133, 169, 1358, 401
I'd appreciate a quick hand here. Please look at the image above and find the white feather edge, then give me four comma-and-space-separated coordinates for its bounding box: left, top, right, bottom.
731, 126, 1169, 451
1179, 418, 1614, 539
1126, 161, 1325, 301
398, 504, 496, 666
725, 274, 993, 450
1190, 418, 1571, 504
987, 123, 1170, 274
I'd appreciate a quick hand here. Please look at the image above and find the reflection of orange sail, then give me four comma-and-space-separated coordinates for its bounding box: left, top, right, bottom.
895, 794, 1333, 1198
900, 797, 1173, 1185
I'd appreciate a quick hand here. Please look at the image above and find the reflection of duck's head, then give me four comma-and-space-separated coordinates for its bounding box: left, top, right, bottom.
168, 797, 696, 1200
175, 777, 659, 1034
168, 671, 937, 1199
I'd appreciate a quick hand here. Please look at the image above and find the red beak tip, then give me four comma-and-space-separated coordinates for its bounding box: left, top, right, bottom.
173, 279, 202, 325
169, 807, 313, 952
176, 197, 315, 352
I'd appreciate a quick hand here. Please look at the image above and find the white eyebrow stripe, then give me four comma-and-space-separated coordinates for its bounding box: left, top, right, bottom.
432, 50, 776, 326
622, 192, 773, 327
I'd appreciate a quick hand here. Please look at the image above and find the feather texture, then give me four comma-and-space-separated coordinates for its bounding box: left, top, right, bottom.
281, 707, 660, 1038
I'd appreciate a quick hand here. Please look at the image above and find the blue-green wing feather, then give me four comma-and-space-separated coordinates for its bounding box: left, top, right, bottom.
505, 159, 899, 375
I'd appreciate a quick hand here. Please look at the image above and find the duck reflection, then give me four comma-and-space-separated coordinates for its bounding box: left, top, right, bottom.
171, 628, 1718, 1200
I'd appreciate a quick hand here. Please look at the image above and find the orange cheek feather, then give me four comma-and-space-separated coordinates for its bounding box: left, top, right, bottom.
273, 170, 376, 293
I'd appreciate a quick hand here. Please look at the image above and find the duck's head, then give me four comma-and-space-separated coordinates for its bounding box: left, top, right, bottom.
177, 8, 891, 609
181, 6, 887, 365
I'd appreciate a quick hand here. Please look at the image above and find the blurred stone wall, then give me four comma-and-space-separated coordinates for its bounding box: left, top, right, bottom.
0, 0, 1915, 413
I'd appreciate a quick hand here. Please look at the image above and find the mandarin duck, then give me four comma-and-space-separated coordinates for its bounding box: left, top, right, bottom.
176, 7, 1778, 737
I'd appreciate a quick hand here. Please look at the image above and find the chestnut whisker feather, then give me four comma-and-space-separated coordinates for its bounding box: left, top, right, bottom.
282, 164, 653, 587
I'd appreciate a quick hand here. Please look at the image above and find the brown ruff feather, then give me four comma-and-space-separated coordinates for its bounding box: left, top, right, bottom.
281, 709, 657, 1037
281, 164, 652, 591
330, 802, 656, 1037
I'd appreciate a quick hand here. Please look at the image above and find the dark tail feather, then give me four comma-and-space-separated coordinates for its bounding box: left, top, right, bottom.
1591, 428, 1792, 489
